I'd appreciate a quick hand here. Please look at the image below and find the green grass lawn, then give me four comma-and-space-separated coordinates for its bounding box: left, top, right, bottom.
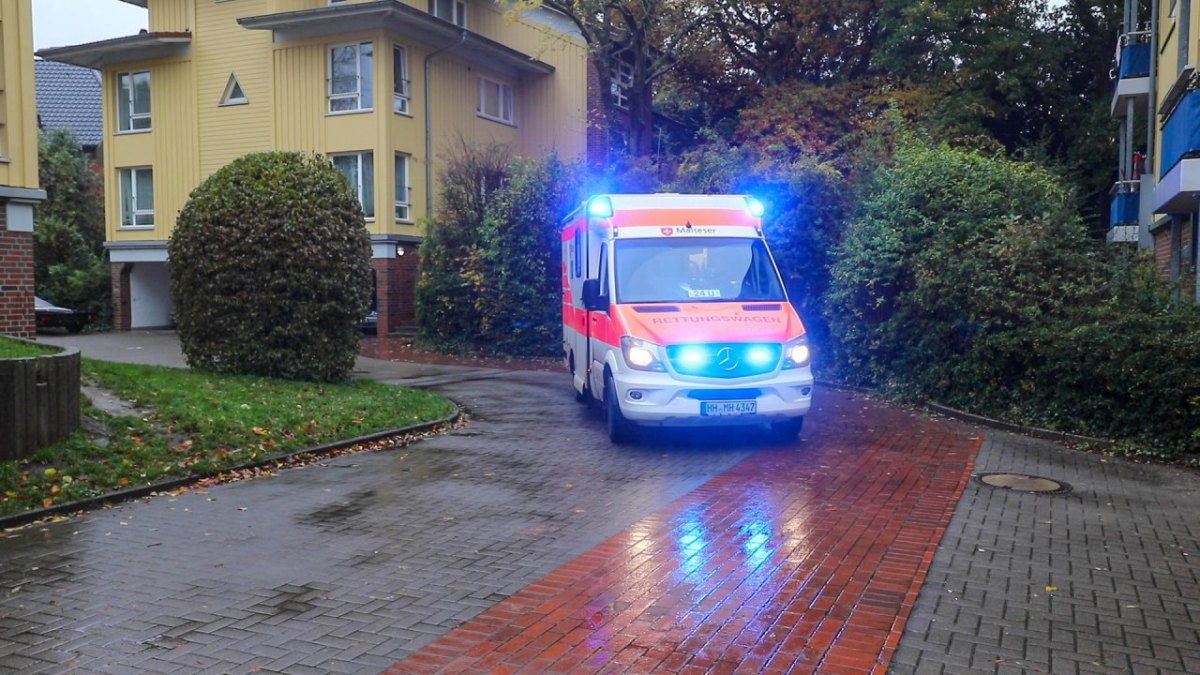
0, 359, 456, 517
0, 335, 61, 358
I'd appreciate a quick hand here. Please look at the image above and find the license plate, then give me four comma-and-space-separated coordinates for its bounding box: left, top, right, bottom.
701, 400, 757, 416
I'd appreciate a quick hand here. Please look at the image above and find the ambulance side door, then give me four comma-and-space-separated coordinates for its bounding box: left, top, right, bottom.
568, 226, 590, 394
587, 242, 611, 396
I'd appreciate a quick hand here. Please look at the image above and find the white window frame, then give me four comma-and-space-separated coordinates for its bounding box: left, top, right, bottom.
395, 154, 411, 222
611, 59, 633, 110
331, 151, 375, 219
429, 0, 466, 27
119, 167, 154, 229
328, 41, 374, 114
477, 76, 515, 125
393, 44, 410, 115
219, 73, 248, 106
117, 70, 151, 132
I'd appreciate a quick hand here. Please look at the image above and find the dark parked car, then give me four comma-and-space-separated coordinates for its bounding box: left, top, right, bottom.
361, 309, 378, 334
34, 296, 94, 334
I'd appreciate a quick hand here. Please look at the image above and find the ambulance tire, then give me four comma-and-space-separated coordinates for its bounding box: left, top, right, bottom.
605, 374, 634, 444
770, 417, 804, 442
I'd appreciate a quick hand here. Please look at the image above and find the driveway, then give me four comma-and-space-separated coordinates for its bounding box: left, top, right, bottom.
2, 331, 1198, 674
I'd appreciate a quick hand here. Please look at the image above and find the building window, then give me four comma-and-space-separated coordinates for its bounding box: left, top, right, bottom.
430, 0, 465, 27
332, 152, 375, 218
478, 76, 514, 124
393, 44, 410, 114
611, 59, 633, 110
395, 154, 411, 221
219, 74, 247, 106
117, 71, 151, 132
119, 167, 154, 228
329, 42, 374, 113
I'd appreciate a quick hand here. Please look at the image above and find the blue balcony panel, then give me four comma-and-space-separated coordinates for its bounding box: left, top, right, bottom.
1110, 192, 1139, 226
1160, 89, 1200, 178
1119, 43, 1151, 79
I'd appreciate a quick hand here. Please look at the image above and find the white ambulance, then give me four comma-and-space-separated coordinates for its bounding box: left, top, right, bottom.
562, 194, 814, 443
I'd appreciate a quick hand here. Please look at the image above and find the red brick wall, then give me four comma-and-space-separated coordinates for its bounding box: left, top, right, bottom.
0, 207, 36, 339
111, 262, 132, 331
586, 59, 609, 172
1154, 227, 1171, 280
372, 245, 419, 335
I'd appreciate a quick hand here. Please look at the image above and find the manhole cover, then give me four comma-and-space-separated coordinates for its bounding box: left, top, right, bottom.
976, 472, 1071, 495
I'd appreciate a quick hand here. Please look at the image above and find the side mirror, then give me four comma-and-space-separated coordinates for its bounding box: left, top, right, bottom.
582, 279, 608, 311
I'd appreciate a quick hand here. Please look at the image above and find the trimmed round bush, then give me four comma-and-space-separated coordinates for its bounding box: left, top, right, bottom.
168, 151, 372, 382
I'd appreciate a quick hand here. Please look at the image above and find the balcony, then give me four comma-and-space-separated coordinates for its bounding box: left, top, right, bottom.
1154, 86, 1200, 213
1110, 181, 1140, 225
238, 1, 554, 79
1111, 32, 1151, 117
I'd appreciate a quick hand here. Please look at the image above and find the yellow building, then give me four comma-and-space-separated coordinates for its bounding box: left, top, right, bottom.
1113, 0, 1200, 301
39, 0, 588, 333
0, 0, 46, 339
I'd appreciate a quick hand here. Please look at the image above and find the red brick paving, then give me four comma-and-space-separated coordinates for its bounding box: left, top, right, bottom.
386, 390, 980, 674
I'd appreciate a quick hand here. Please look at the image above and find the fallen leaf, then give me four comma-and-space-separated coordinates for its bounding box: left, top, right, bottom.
42, 498, 53, 508
1045, 585, 1057, 592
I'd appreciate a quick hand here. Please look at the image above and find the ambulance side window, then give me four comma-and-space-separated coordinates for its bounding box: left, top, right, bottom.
573, 230, 583, 278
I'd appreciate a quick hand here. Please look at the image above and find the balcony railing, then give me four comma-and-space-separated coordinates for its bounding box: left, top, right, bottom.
1109, 181, 1140, 226
1112, 31, 1152, 80
1161, 88, 1200, 177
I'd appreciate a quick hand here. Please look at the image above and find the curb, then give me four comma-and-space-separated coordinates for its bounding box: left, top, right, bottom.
814, 379, 1114, 449
922, 402, 1114, 449
0, 409, 461, 531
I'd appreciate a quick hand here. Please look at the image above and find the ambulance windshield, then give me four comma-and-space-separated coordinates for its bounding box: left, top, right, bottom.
615, 237, 786, 304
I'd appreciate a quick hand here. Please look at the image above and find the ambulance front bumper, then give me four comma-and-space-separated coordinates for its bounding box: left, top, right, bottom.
611, 366, 814, 427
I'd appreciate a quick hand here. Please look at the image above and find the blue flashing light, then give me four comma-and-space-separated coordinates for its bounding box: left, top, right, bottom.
746, 345, 775, 366
745, 197, 765, 218
678, 345, 707, 369
587, 196, 614, 218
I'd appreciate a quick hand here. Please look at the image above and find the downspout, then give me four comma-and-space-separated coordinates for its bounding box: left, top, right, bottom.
1144, 0, 1159, 250
424, 29, 468, 220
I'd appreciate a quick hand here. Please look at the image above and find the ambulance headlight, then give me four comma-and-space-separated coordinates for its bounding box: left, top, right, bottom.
783, 337, 811, 369
621, 336, 664, 371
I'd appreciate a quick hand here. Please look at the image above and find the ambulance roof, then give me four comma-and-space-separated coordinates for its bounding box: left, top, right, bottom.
605, 194, 753, 211
566, 194, 762, 230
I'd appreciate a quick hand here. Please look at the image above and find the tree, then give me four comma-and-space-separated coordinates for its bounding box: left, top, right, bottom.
506, 0, 706, 156
416, 141, 512, 349
35, 130, 109, 322
168, 152, 372, 382
417, 143, 584, 356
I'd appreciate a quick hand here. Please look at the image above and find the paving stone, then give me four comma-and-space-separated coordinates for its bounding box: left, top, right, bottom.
894, 431, 1200, 673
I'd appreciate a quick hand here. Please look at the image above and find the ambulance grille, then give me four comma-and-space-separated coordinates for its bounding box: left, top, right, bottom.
666, 343, 781, 379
